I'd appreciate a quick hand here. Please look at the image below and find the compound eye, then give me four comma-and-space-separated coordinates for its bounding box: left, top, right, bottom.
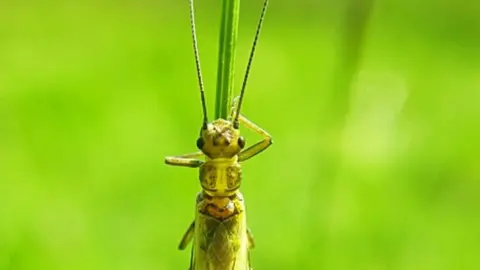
196, 138, 204, 150
238, 136, 246, 149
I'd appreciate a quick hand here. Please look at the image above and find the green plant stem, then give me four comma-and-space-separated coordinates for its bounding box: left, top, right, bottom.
215, 0, 240, 119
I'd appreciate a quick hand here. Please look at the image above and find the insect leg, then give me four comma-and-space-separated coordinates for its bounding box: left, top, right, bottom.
189, 244, 194, 270
247, 228, 255, 249
247, 228, 255, 269
165, 151, 204, 168
230, 96, 241, 120
247, 249, 253, 270
230, 96, 272, 162
237, 114, 272, 162
178, 221, 195, 250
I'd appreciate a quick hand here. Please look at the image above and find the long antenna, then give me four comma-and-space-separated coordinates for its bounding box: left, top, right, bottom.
234, 0, 269, 127
189, 0, 208, 127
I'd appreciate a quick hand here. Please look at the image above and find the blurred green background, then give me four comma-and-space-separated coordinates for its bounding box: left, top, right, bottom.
1, 0, 479, 269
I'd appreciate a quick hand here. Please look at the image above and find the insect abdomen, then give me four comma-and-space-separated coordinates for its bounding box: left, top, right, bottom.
194, 193, 249, 270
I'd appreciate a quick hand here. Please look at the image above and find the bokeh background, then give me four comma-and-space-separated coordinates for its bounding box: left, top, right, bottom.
1, 0, 479, 269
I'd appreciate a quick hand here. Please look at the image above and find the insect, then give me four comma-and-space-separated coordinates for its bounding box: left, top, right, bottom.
165, 0, 271, 269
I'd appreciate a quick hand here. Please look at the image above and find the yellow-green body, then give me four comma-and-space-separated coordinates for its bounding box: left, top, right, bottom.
166, 108, 272, 269
193, 191, 249, 270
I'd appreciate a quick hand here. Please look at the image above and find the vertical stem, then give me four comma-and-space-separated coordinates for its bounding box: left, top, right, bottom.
215, 0, 240, 119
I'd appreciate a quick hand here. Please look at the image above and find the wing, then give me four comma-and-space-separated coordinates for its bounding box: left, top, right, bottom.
195, 211, 249, 269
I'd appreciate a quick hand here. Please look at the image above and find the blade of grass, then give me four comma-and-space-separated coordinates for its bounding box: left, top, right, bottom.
215, 0, 240, 119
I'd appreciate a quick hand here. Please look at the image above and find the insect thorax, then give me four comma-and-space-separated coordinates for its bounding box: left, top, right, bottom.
196, 191, 245, 221
199, 157, 242, 197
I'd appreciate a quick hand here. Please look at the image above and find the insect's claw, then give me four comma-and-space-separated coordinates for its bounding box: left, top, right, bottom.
230, 96, 241, 119
232, 95, 241, 106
